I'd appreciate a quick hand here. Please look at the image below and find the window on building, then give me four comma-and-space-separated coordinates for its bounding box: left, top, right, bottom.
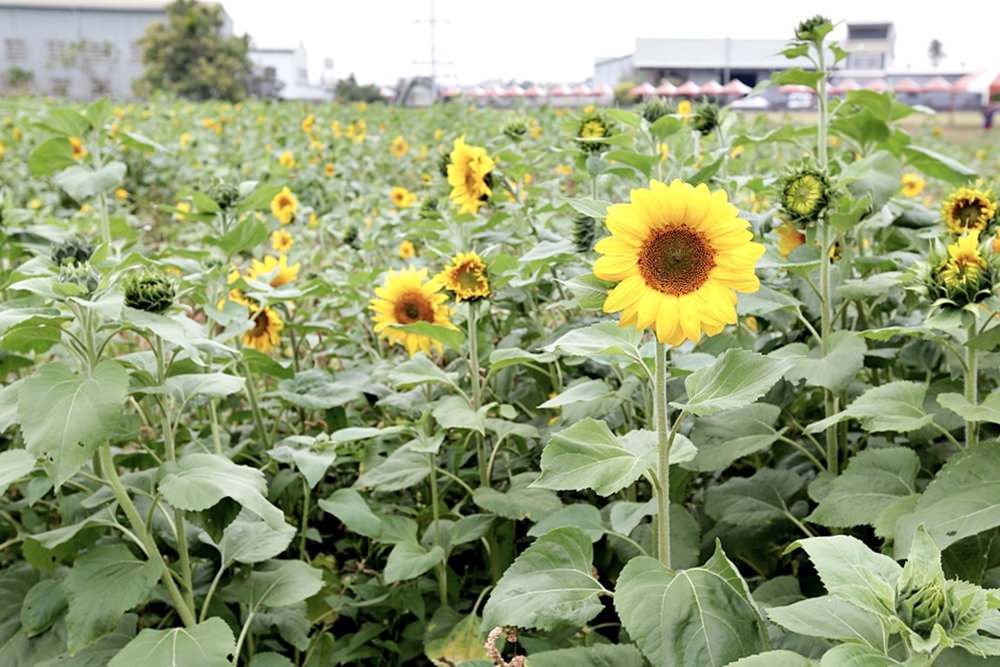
51, 78, 71, 97
47, 40, 74, 67
91, 78, 110, 96
5, 39, 27, 62
297, 67, 307, 82
848, 52, 885, 70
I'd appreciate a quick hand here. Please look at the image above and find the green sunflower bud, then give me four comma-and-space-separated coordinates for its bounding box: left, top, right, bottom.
576, 113, 614, 153
210, 181, 240, 211
438, 151, 451, 178
123, 270, 176, 314
640, 98, 672, 124
57, 261, 99, 297
691, 102, 720, 136
795, 15, 833, 43
52, 237, 94, 267
573, 214, 596, 253
940, 580, 987, 639
420, 197, 441, 221
502, 119, 528, 142
343, 225, 359, 249
779, 168, 831, 224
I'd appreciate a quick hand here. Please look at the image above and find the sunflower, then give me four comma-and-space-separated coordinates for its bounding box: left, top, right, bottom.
593, 179, 764, 345
398, 240, 416, 259
447, 137, 495, 214
901, 173, 925, 198
324, 162, 336, 177
370, 267, 456, 356
173, 201, 191, 221
435, 252, 491, 302
938, 231, 987, 289
270, 187, 298, 225
279, 150, 296, 168
577, 113, 613, 153
676, 100, 693, 119
941, 186, 997, 235
69, 137, 87, 161
301, 113, 316, 133
391, 186, 417, 209
780, 168, 830, 223
390, 135, 409, 158
249, 255, 300, 288
115, 188, 128, 201
271, 229, 293, 253
244, 305, 284, 353
776, 222, 806, 257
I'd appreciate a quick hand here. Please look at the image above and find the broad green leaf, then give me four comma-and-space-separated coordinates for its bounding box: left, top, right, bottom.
728, 651, 816, 666
423, 607, 488, 665
108, 617, 235, 667
673, 349, 793, 417
318, 488, 382, 539
17, 360, 128, 486
384, 542, 444, 583
705, 468, 805, 527
234, 560, 324, 609
526, 645, 646, 667
684, 403, 782, 471
482, 527, 605, 632
268, 436, 336, 489
159, 453, 287, 530
0, 449, 35, 495
216, 218, 269, 256
894, 445, 1000, 558
64, 544, 162, 652
538, 379, 614, 408
767, 595, 890, 650
210, 510, 295, 565
28, 137, 76, 176
772, 331, 867, 392
808, 447, 919, 529
236, 182, 284, 214
566, 197, 610, 219
432, 395, 486, 434
271, 369, 367, 410
527, 504, 604, 542
36, 614, 137, 667
249, 654, 295, 667
542, 322, 643, 365
841, 151, 900, 212
20, 579, 66, 637
354, 443, 430, 492
141, 372, 245, 403
787, 535, 901, 616
473, 483, 562, 522
819, 644, 902, 666
903, 145, 977, 186
806, 381, 933, 434
614, 544, 767, 667
606, 150, 656, 177
390, 322, 464, 350
388, 354, 460, 390
937, 392, 1000, 424
54, 162, 127, 201
488, 347, 556, 371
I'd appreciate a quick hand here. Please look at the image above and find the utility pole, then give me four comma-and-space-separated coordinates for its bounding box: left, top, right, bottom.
414, 0, 451, 104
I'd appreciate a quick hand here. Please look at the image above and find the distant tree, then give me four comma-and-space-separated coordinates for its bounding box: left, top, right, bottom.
335, 74, 383, 103
136, 0, 252, 101
614, 80, 638, 106
928, 39, 945, 68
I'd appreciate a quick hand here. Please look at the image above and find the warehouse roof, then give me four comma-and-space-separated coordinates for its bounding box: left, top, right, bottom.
633, 38, 810, 70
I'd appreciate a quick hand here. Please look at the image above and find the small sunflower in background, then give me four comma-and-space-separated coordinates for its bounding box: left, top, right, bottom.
447, 137, 494, 214
900, 173, 925, 198
244, 305, 284, 353
390, 135, 409, 158
271, 229, 293, 253
69, 136, 87, 160
593, 179, 764, 345
576, 112, 614, 153
779, 168, 831, 224
398, 240, 416, 259
249, 254, 300, 288
390, 186, 417, 208
278, 150, 296, 169
776, 222, 806, 257
324, 162, 335, 177
435, 252, 491, 302
301, 113, 316, 134
676, 100, 693, 119
270, 186, 298, 225
370, 267, 456, 356
115, 188, 129, 201
941, 186, 997, 235
173, 201, 191, 222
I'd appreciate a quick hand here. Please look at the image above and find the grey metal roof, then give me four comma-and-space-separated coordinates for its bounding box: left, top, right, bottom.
633, 38, 810, 69
0, 0, 169, 10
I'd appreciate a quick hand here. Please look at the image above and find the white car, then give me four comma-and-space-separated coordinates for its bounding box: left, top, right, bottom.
787, 92, 814, 109
730, 95, 771, 109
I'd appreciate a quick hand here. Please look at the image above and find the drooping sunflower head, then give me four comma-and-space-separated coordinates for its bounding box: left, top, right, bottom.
58, 261, 100, 298
775, 222, 806, 258
576, 113, 614, 153
593, 179, 764, 346
271, 229, 293, 253
390, 135, 409, 158
691, 102, 720, 136
573, 214, 597, 253
447, 136, 495, 214
123, 270, 176, 314
420, 197, 442, 222
243, 305, 284, 353
52, 236, 94, 267
343, 225, 359, 249
391, 186, 417, 209
900, 173, 925, 198
69, 136, 87, 161
780, 168, 831, 224
794, 15, 833, 43
640, 98, 672, 124
502, 119, 528, 142
270, 186, 298, 225
370, 267, 456, 357
249, 254, 300, 288
941, 186, 998, 235
927, 230, 995, 306
435, 252, 491, 302
398, 240, 416, 259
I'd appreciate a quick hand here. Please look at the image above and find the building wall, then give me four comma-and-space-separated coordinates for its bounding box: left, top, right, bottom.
594, 55, 633, 88
249, 46, 328, 100
0, 6, 165, 98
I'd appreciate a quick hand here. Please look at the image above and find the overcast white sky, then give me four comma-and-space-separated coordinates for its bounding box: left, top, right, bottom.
222, 0, 999, 85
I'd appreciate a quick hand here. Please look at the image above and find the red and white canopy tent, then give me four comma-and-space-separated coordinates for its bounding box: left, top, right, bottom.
950, 70, 1000, 103
549, 83, 573, 97
503, 84, 526, 98
675, 80, 701, 96
865, 80, 888, 93
721, 79, 751, 97
699, 80, 724, 96
892, 78, 920, 94
655, 80, 678, 96
524, 84, 546, 99
629, 82, 657, 98
779, 84, 813, 95
921, 77, 952, 93
592, 84, 614, 99
829, 79, 859, 95
571, 83, 594, 97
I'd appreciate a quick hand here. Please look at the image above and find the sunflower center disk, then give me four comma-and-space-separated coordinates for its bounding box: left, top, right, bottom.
956, 202, 983, 228
638, 227, 715, 296
394, 292, 434, 324
250, 310, 270, 336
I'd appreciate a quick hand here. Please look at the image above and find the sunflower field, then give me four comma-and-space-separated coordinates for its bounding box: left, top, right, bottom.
2, 18, 1000, 667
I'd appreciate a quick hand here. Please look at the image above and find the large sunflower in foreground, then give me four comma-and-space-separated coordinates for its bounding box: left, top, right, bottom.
941, 186, 997, 235
447, 137, 494, 214
593, 179, 764, 345
370, 267, 456, 356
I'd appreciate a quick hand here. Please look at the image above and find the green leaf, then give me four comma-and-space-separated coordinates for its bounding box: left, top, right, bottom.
772, 69, 823, 89
894, 445, 1000, 558
209, 510, 296, 566
235, 560, 323, 609
318, 488, 382, 539
772, 331, 867, 392
17, 360, 128, 486
841, 151, 901, 212
54, 162, 127, 201
159, 453, 287, 530
526, 645, 646, 667
767, 595, 890, 650
216, 218, 269, 256
787, 535, 901, 617
354, 443, 430, 492
267, 436, 336, 489
28, 137, 76, 176
808, 447, 920, 529
650, 114, 684, 139
683, 404, 782, 472
36, 614, 137, 667
108, 617, 235, 667
481, 527, 605, 632
819, 644, 902, 666
384, 542, 445, 583
0, 449, 35, 495
539, 379, 614, 408
37, 106, 91, 136
432, 395, 486, 434
543, 322, 643, 365
390, 322, 464, 350
473, 482, 562, 522
20, 579, 66, 637
614, 543, 767, 667
705, 468, 805, 527
423, 607, 488, 665
566, 198, 610, 219
64, 544, 162, 652
937, 392, 1000, 424
388, 354, 460, 391
605, 150, 656, 177
806, 381, 933, 435
727, 651, 817, 666
143, 372, 245, 402
903, 145, 977, 186
235, 181, 284, 214
674, 349, 793, 417
527, 504, 605, 542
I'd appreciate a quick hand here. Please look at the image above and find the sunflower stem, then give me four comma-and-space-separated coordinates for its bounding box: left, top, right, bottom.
654, 342, 672, 568
468, 301, 486, 487
241, 361, 271, 449
428, 453, 447, 605
965, 319, 979, 449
